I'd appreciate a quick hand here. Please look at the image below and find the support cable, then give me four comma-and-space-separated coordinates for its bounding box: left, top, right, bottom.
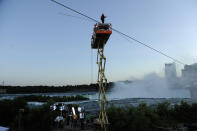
58, 12, 92, 22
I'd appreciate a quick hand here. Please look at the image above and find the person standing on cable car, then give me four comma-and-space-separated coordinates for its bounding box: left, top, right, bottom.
101, 13, 106, 23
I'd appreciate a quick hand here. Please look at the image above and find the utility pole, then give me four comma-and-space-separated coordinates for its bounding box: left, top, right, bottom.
18, 109, 24, 131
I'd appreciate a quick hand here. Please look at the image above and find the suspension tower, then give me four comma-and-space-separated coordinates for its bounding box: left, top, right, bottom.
91, 22, 112, 130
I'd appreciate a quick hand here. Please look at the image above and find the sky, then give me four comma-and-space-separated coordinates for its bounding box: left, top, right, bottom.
0, 0, 197, 86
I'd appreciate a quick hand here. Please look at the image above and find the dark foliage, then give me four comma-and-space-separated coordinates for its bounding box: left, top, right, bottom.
107, 102, 197, 131
0, 95, 87, 131
0, 99, 57, 131
0, 98, 27, 127
1, 99, 197, 131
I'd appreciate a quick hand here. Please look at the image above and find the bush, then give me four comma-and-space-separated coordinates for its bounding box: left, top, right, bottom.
107, 102, 197, 131
0, 98, 27, 127
107, 103, 159, 131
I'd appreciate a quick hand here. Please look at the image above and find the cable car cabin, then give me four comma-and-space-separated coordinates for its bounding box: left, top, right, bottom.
91, 23, 112, 49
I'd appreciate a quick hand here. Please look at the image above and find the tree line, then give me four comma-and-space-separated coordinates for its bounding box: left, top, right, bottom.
0, 82, 113, 94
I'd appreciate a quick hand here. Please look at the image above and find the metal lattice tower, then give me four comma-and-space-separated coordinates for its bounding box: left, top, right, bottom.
97, 48, 109, 130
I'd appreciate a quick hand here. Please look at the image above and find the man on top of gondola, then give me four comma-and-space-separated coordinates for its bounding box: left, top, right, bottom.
100, 13, 106, 23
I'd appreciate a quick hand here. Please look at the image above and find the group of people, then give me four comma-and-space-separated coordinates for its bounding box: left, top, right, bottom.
52, 103, 93, 130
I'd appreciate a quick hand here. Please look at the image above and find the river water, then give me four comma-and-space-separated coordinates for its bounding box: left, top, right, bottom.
0, 92, 98, 100
1, 91, 197, 115
0, 91, 196, 106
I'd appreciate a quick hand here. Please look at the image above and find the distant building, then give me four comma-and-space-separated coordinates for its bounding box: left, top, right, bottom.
182, 63, 197, 99
165, 63, 177, 88
182, 63, 197, 78
165, 63, 177, 79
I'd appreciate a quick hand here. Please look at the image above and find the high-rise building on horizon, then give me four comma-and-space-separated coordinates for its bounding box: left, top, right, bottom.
165, 63, 177, 88
165, 63, 177, 78
182, 63, 197, 99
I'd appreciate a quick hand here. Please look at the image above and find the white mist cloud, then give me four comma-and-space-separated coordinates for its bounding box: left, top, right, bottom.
108, 73, 190, 99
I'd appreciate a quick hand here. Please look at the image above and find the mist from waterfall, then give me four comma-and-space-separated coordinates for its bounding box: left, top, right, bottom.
107, 73, 191, 99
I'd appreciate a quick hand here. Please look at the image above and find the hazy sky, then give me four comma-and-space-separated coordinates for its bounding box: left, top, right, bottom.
0, 0, 197, 86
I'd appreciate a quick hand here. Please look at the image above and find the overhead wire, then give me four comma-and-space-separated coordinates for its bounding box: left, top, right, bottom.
111, 28, 185, 65
51, 0, 98, 23
58, 12, 93, 22
51, 0, 185, 66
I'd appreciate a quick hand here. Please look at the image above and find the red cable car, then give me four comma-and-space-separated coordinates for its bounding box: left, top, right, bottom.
91, 23, 112, 49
